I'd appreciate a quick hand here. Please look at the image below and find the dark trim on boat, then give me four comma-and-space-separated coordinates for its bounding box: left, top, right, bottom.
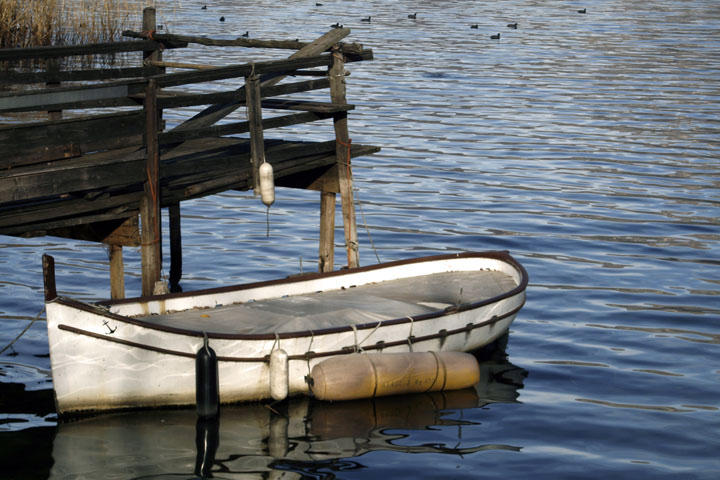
58, 324, 259, 362
56, 302, 524, 362
52, 251, 528, 341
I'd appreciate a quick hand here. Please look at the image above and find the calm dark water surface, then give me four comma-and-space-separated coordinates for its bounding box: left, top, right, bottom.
2, 0, 719, 478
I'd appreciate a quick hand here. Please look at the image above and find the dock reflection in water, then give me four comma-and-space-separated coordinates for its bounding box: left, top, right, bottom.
50, 351, 526, 479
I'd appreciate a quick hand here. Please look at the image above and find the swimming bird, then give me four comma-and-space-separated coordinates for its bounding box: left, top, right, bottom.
361, 16, 371, 22
507, 22, 518, 29
578, 8, 586, 14
242, 31, 249, 37
471, 24, 478, 29
316, 2, 323, 5
219, 16, 225, 22
201, 5, 207, 10
408, 12, 417, 19
331, 22, 343, 28
490, 33, 500, 40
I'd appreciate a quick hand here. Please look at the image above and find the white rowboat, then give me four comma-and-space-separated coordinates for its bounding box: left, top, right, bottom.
43, 251, 528, 414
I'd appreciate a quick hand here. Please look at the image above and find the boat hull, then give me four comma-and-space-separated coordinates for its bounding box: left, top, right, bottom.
46, 251, 528, 414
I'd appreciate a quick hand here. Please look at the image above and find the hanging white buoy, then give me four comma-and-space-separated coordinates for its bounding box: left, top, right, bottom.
269, 348, 289, 401
259, 160, 275, 207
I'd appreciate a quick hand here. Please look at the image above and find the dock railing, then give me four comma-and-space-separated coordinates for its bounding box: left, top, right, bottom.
0, 7, 378, 297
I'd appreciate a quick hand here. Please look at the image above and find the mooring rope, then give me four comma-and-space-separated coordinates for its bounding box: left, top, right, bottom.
0, 308, 45, 355
305, 329, 315, 377
335, 135, 382, 264
354, 185, 381, 264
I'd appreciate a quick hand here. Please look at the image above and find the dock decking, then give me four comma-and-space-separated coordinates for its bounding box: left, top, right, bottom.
0, 8, 380, 298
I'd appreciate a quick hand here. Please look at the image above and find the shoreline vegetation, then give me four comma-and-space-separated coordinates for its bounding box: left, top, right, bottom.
1, 0, 147, 49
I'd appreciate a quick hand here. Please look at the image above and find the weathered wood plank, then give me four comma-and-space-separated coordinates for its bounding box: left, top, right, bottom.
262, 99, 354, 113
45, 60, 62, 122
10, 209, 140, 238
155, 78, 330, 109
275, 144, 380, 186
0, 190, 143, 230
264, 77, 331, 97
123, 30, 365, 55
278, 164, 339, 192
172, 28, 351, 131
0, 135, 378, 205
0, 146, 147, 203
0, 80, 145, 113
0, 67, 158, 84
153, 54, 333, 89
0, 41, 161, 61
44, 217, 139, 245
0, 140, 380, 235
158, 111, 337, 145
0, 111, 144, 168
145, 60, 215, 70
171, 140, 375, 200
10, 50, 355, 112
288, 70, 331, 77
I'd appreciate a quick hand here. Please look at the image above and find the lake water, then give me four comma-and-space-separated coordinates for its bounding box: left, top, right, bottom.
2, 0, 719, 478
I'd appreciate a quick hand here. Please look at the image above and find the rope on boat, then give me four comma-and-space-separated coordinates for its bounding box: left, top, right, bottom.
0, 307, 45, 355
351, 321, 383, 353
271, 332, 280, 353
203, 331, 210, 354
407, 315, 415, 352
304, 330, 315, 378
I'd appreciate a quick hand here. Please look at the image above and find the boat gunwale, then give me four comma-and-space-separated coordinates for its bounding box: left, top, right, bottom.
56, 301, 524, 362
50, 251, 528, 341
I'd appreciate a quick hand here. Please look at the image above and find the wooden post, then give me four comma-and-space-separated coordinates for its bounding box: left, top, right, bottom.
319, 191, 336, 272
169, 203, 182, 292
139, 7, 164, 297
46, 59, 62, 121
109, 245, 125, 299
329, 46, 359, 268
140, 78, 162, 297
245, 73, 265, 191
42, 254, 57, 302
142, 7, 161, 65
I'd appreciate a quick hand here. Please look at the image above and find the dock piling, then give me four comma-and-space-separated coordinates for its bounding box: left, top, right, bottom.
319, 190, 336, 271
329, 46, 359, 268
140, 78, 162, 297
109, 245, 126, 299
169, 203, 183, 293
246, 73, 265, 193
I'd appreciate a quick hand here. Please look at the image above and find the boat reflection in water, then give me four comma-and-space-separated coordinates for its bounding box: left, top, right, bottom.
50, 346, 526, 479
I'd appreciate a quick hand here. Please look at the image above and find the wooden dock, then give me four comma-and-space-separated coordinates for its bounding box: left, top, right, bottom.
0, 8, 379, 298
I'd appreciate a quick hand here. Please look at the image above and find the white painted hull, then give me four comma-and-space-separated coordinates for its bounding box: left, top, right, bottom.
45, 251, 528, 414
